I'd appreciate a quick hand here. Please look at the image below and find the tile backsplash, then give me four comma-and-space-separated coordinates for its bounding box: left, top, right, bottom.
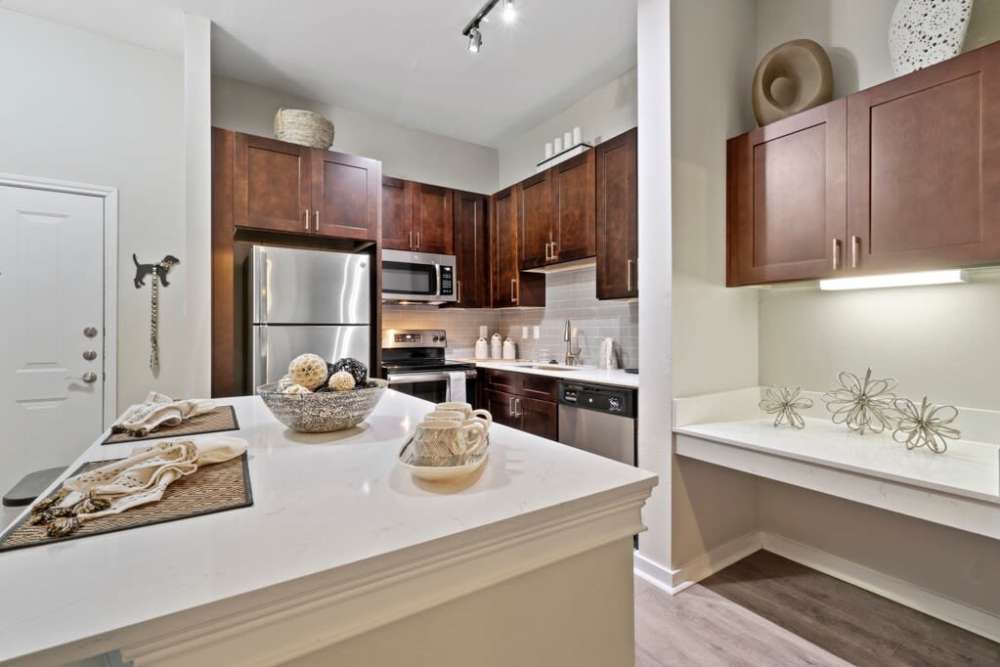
382, 266, 638, 368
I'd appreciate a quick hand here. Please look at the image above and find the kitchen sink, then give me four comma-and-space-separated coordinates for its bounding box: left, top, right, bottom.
527, 364, 580, 371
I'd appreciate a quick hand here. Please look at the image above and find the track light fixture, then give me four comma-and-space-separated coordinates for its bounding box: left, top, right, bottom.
461, 0, 516, 54
468, 26, 483, 53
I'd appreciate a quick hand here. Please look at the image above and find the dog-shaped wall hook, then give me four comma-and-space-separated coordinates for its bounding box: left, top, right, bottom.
133, 254, 180, 289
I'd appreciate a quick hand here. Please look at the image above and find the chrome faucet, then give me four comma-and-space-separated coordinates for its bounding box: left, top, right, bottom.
563, 320, 579, 366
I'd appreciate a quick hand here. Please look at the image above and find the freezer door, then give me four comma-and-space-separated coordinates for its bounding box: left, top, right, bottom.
252, 246, 371, 324
252, 325, 371, 389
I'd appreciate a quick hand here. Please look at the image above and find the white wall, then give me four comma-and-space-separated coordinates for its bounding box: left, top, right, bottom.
0, 9, 199, 411
495, 69, 638, 189
212, 77, 499, 195
751, 0, 1000, 627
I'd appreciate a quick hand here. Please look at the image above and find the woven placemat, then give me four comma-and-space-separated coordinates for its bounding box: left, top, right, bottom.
101, 405, 239, 445
0, 454, 252, 552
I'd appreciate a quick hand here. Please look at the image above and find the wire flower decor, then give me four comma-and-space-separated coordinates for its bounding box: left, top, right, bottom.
892, 397, 960, 454
759, 386, 813, 429
823, 368, 897, 435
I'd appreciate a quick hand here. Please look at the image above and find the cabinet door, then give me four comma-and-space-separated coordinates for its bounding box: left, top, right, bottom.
381, 176, 412, 250
848, 44, 1000, 273
492, 186, 519, 307
484, 389, 520, 429
413, 184, 453, 254
727, 100, 847, 286
518, 171, 554, 269
454, 191, 489, 308
234, 133, 312, 234
553, 150, 596, 263
596, 128, 638, 299
311, 149, 380, 240
518, 397, 558, 441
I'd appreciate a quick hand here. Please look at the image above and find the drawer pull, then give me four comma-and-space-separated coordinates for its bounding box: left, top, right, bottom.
832, 238, 842, 271
851, 235, 861, 269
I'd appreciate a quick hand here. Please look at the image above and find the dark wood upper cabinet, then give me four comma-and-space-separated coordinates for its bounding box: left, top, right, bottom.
596, 128, 638, 299
728, 41, 1000, 286
413, 184, 454, 254
552, 150, 596, 263
727, 101, 847, 286
234, 133, 312, 234
381, 176, 412, 250
492, 186, 520, 307
492, 185, 545, 308
312, 149, 380, 241
453, 190, 490, 308
848, 44, 1000, 273
519, 171, 554, 269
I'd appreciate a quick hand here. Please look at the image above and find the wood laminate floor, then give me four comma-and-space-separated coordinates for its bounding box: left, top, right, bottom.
635, 550, 1000, 667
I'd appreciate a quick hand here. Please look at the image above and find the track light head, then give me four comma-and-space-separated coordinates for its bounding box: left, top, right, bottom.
501, 0, 517, 24
468, 26, 483, 53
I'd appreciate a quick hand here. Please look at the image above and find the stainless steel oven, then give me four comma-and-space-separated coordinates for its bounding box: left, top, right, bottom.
381, 249, 457, 304
381, 330, 476, 404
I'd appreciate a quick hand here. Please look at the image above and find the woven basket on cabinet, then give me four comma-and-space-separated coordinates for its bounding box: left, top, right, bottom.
273, 108, 335, 149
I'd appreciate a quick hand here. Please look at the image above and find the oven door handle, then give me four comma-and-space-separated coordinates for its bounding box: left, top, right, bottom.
386, 371, 475, 385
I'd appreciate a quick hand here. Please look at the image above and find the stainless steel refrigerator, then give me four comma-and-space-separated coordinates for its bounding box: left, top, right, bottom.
249, 245, 371, 391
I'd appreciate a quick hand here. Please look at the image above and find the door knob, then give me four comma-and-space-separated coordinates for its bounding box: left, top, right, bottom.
83, 327, 98, 338
83, 350, 98, 361
82, 372, 98, 384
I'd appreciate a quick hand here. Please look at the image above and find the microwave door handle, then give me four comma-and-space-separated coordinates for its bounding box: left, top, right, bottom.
430, 263, 440, 297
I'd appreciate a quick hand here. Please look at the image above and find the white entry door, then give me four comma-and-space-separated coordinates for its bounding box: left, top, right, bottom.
0, 184, 106, 497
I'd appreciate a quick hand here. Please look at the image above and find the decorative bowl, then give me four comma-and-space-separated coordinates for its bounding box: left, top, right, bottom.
257, 379, 387, 433
397, 436, 490, 482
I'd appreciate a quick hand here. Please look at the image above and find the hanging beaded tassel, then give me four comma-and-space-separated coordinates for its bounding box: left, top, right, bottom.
149, 271, 160, 373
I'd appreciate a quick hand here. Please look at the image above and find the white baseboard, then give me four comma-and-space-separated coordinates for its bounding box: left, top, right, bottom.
761, 532, 1000, 644
633, 531, 762, 595
633, 531, 1000, 644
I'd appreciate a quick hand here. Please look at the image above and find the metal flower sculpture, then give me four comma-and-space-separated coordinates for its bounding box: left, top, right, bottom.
892, 397, 959, 454
759, 386, 813, 429
823, 368, 897, 435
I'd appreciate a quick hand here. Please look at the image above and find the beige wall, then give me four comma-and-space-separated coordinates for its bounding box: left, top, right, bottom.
0, 9, 197, 411
747, 0, 1000, 625
494, 68, 638, 190
668, 0, 760, 568
212, 77, 499, 195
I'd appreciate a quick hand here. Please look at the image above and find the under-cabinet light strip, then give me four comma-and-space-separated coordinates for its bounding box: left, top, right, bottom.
818, 270, 968, 291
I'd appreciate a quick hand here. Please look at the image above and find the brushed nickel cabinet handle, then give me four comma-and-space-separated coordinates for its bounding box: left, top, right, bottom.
851, 235, 861, 269
304, 209, 310, 231
416, 231, 421, 249
314, 210, 319, 231
627, 259, 634, 292
511, 278, 518, 304
515, 398, 522, 417
508, 396, 515, 416
832, 238, 842, 271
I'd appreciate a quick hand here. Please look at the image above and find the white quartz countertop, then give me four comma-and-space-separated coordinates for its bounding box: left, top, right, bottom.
452, 359, 639, 388
0, 391, 655, 664
676, 416, 1000, 504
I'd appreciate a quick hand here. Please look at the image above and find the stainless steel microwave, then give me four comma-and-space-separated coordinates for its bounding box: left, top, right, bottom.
381, 249, 457, 304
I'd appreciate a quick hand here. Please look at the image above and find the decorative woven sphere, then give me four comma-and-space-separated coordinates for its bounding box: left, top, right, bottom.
330, 357, 368, 386
288, 353, 329, 390
282, 383, 312, 395
327, 370, 356, 392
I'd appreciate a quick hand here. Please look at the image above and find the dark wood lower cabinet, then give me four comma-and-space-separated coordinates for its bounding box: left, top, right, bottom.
517, 396, 558, 440
480, 370, 558, 440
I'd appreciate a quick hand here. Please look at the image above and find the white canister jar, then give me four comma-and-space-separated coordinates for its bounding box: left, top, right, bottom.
502, 337, 517, 360
490, 333, 503, 360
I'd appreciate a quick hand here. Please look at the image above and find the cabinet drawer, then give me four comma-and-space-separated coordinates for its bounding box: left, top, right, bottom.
480, 368, 521, 394
519, 374, 558, 401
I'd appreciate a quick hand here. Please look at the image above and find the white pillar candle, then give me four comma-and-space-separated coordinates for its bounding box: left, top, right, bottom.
563, 131, 573, 147
544, 142, 553, 158
572, 126, 582, 145
553, 137, 562, 153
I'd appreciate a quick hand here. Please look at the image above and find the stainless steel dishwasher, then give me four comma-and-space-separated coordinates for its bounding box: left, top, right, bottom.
557, 381, 637, 466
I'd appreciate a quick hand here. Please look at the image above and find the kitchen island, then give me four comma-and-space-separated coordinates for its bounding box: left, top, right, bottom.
0, 391, 656, 667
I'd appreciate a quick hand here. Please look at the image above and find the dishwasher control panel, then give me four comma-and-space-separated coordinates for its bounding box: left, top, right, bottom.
558, 382, 636, 418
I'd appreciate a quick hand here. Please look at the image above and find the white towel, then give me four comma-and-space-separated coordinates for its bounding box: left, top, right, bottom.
447, 371, 467, 403
111, 391, 216, 436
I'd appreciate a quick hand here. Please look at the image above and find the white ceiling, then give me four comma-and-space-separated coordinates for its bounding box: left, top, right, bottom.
2, 0, 636, 147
